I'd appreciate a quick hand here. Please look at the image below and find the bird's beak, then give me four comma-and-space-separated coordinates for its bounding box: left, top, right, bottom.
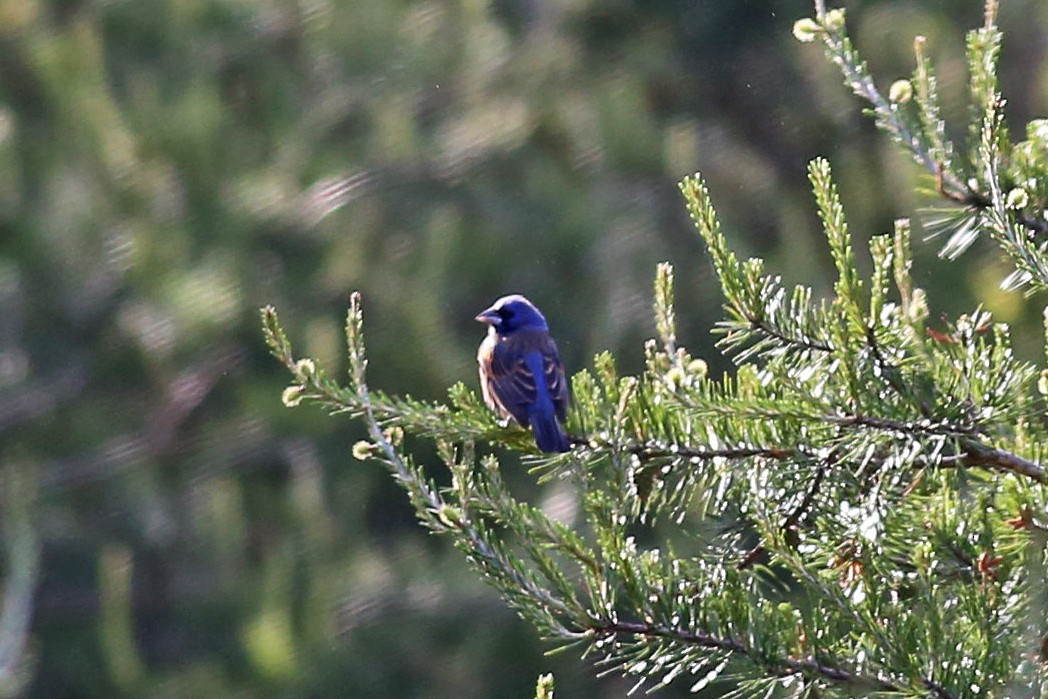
475, 308, 500, 325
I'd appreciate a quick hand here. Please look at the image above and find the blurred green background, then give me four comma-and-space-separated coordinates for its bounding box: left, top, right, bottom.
0, 0, 1045, 696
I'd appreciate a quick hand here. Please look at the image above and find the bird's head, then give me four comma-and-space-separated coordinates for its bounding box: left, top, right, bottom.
475, 294, 549, 334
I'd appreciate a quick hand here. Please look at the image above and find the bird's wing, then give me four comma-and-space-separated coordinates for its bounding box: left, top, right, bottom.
482, 328, 568, 426
540, 336, 569, 422
483, 339, 538, 426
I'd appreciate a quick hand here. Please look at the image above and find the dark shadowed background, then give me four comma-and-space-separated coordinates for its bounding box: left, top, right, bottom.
1, 0, 1045, 696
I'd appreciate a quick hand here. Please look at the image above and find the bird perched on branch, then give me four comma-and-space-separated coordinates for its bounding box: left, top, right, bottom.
475, 294, 571, 453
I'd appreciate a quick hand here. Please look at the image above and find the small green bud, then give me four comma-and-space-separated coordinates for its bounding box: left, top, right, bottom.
908, 288, 929, 323
1006, 187, 1029, 210
911, 542, 932, 569
436, 504, 463, 528
383, 425, 404, 446
281, 385, 305, 407
664, 366, 685, 392
823, 8, 846, 32
352, 440, 375, 460
792, 17, 822, 42
686, 357, 708, 378
293, 358, 316, 381
889, 79, 913, 104
535, 673, 555, 699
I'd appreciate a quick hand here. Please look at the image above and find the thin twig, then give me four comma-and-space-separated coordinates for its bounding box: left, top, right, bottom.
624, 443, 802, 462
749, 317, 835, 354
961, 442, 1047, 484
739, 465, 828, 570
597, 620, 958, 698
826, 412, 976, 438
864, 325, 933, 419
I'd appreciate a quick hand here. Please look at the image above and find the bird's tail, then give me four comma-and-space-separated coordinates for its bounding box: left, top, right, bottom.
530, 412, 571, 453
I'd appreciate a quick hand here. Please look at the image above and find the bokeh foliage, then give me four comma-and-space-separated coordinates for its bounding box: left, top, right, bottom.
0, 0, 1045, 697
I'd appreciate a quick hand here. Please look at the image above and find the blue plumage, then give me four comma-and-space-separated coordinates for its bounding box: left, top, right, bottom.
475, 295, 571, 453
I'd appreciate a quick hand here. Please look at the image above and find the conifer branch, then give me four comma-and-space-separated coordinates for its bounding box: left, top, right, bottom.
812, 3, 1048, 285
864, 324, 928, 416
622, 443, 803, 463
960, 442, 1047, 483
265, 302, 588, 634
747, 317, 835, 354
738, 465, 828, 570
814, 9, 969, 197
262, 4, 1048, 694
825, 413, 975, 437
596, 620, 958, 698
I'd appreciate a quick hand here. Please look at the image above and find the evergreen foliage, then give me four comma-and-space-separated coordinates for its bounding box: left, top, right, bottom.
267, 2, 1048, 696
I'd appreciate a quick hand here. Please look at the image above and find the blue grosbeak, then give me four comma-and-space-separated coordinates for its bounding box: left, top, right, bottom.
476, 295, 571, 453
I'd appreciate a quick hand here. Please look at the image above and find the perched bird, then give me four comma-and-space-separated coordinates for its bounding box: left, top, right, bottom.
475, 294, 571, 453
